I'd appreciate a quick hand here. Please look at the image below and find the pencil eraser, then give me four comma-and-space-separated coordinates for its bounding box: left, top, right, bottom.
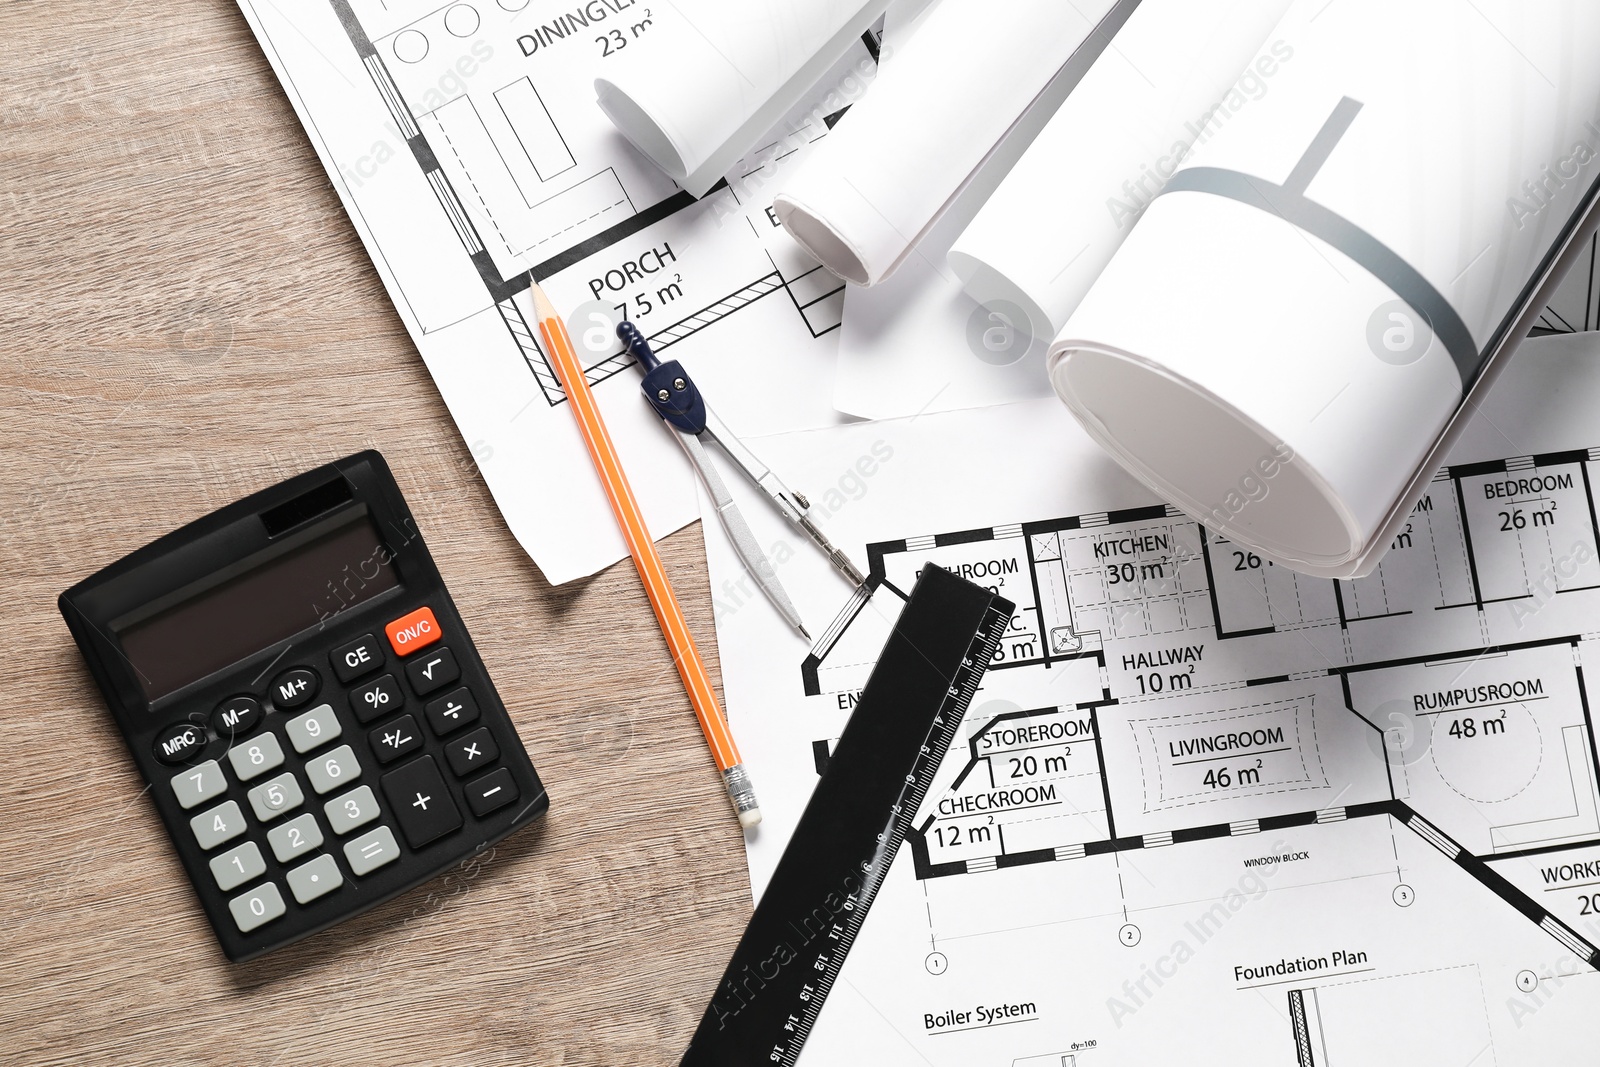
739, 807, 763, 829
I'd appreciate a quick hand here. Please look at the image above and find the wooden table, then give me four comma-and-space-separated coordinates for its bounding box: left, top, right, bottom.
0, 5, 749, 1063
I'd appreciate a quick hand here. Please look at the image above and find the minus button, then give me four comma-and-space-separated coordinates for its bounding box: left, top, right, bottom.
465, 768, 518, 817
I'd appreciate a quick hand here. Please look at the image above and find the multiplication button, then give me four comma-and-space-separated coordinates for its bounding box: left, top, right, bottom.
445, 727, 499, 776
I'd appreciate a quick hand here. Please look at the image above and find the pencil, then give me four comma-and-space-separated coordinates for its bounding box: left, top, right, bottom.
529, 279, 761, 829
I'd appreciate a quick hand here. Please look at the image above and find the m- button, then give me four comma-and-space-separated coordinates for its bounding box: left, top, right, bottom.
385, 606, 441, 656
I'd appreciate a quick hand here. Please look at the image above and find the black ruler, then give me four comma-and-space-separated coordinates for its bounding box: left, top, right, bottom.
681, 564, 1014, 1066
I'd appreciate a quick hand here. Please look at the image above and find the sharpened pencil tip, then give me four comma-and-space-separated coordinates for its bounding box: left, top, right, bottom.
799, 624, 812, 641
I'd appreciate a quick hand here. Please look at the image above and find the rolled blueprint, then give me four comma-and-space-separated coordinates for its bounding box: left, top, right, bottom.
594, 0, 890, 197
948, 0, 1298, 339
1050, 0, 1600, 579
773, 0, 1128, 286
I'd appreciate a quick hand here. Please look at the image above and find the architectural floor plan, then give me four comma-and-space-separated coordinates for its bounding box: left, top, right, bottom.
707, 336, 1600, 1065
239, 0, 864, 581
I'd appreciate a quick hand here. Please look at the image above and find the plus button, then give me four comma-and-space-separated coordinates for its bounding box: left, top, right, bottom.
412, 791, 431, 811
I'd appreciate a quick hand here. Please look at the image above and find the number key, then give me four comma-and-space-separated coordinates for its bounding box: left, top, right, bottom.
227, 733, 284, 782
306, 744, 363, 795
228, 882, 285, 933
171, 759, 225, 810
246, 771, 305, 822
285, 703, 342, 754
210, 841, 265, 892
267, 812, 323, 863
191, 800, 247, 850
324, 785, 380, 835
350, 674, 403, 725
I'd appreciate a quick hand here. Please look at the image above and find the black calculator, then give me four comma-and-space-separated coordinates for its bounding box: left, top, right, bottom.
59, 451, 549, 962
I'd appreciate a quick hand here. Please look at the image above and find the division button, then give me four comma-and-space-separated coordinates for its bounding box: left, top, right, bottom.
211, 696, 263, 740
285, 703, 342, 754
350, 673, 403, 724
324, 785, 381, 835
269, 667, 320, 710
246, 771, 305, 822
171, 759, 226, 810
342, 825, 401, 877
423, 686, 479, 736
330, 633, 383, 683
286, 853, 343, 904
463, 767, 519, 818
154, 720, 208, 765
369, 714, 423, 765
210, 841, 266, 892
381, 755, 462, 848
228, 882, 285, 934
445, 727, 499, 777
384, 605, 442, 656
191, 800, 247, 850
267, 812, 324, 863
306, 744, 363, 795
227, 732, 285, 782
404, 646, 459, 697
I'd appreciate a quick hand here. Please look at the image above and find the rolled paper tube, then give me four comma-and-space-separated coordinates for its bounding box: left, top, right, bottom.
1049, 0, 1600, 578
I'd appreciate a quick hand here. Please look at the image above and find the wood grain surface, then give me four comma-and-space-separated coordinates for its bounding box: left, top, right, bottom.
0, 4, 751, 1063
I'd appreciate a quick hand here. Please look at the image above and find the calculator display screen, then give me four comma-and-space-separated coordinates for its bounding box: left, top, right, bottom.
119, 517, 400, 700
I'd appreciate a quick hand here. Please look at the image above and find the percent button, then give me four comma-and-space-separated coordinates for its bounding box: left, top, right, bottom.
350, 673, 403, 725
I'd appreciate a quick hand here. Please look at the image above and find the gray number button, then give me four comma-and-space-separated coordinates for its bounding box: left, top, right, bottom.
306, 744, 362, 795
209, 841, 266, 892
171, 760, 225, 810
267, 813, 323, 863
246, 771, 305, 822
228, 882, 285, 933
287, 854, 343, 904
285, 703, 341, 754
190, 800, 247, 850
343, 825, 401, 876
227, 733, 284, 782
324, 785, 380, 834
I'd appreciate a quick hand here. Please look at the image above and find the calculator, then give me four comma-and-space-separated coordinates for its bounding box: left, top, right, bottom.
59, 451, 549, 962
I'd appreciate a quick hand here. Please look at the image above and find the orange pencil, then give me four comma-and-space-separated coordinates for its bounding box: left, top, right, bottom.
529, 280, 761, 829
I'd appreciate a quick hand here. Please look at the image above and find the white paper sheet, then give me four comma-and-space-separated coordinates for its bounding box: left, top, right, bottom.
594, 0, 890, 197
704, 332, 1600, 1065
948, 0, 1297, 339
1050, 0, 1600, 578
237, 0, 863, 584
773, 0, 1128, 287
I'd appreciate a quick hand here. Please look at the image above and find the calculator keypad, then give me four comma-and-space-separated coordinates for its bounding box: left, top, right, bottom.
171, 759, 226, 810
246, 771, 305, 822
284, 704, 341, 754
151, 602, 535, 945
228, 733, 285, 781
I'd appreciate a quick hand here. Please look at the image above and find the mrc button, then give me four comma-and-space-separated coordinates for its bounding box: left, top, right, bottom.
385, 606, 441, 656
154, 720, 208, 765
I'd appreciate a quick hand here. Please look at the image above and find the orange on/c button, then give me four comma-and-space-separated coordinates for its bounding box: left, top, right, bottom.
385, 606, 442, 656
